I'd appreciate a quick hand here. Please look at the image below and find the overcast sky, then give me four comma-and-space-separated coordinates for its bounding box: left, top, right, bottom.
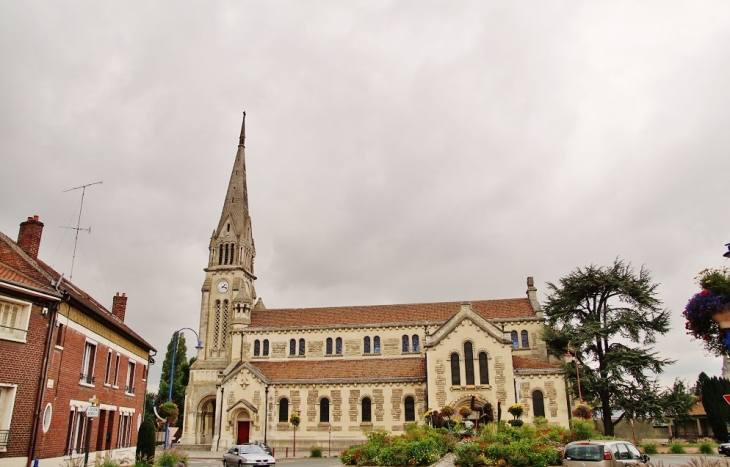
2, 1, 729, 394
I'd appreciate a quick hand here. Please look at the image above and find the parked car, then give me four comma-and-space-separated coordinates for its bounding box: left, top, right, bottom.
223, 444, 276, 467
718, 443, 730, 456
563, 440, 649, 467
250, 441, 272, 456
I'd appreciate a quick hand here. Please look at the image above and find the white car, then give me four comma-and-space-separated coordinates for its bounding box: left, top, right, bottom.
223, 444, 276, 467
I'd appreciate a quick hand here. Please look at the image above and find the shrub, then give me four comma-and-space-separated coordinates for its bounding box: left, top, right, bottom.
570, 419, 598, 440
508, 420, 524, 427
154, 448, 188, 467
310, 445, 323, 457
455, 443, 483, 467
642, 443, 658, 455
136, 418, 157, 460
340, 425, 454, 466
699, 442, 715, 454
96, 454, 121, 467
668, 442, 686, 454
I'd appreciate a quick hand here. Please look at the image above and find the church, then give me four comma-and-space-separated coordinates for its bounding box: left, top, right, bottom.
180, 115, 571, 453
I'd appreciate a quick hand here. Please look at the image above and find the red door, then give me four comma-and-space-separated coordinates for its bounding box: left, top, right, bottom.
237, 421, 250, 444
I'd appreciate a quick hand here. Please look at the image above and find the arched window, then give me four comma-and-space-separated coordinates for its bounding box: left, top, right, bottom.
326, 338, 333, 355
464, 342, 475, 385
511, 331, 518, 348
278, 398, 289, 423
450, 353, 461, 386
218, 244, 223, 265
289, 339, 296, 356
521, 330, 530, 348
402, 335, 409, 352
532, 390, 546, 418
412, 335, 420, 352
364, 337, 371, 354
230, 243, 235, 263
362, 397, 372, 422
404, 396, 415, 422
263, 340, 269, 356
374, 336, 381, 354
336, 337, 342, 355
224, 244, 229, 265
298, 338, 305, 356
320, 398, 330, 423
478, 352, 489, 384
253, 340, 260, 356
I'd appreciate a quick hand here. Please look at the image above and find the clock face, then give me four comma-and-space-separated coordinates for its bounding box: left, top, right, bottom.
216, 280, 229, 293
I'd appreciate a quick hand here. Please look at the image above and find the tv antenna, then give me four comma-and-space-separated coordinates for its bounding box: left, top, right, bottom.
62, 181, 102, 279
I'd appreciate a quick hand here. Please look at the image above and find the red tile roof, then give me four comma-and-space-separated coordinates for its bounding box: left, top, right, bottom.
251, 357, 426, 383
512, 356, 561, 370
249, 299, 535, 329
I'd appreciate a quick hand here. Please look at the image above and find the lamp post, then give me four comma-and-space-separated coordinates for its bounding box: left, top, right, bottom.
164, 327, 203, 450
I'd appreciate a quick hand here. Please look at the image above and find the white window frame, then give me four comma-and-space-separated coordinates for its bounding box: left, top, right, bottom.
113, 353, 120, 388
80, 340, 97, 387
125, 361, 136, 395
0, 296, 31, 343
0, 384, 18, 452
104, 350, 113, 386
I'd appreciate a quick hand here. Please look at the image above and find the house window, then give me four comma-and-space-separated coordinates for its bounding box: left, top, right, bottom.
42, 403, 52, 433
404, 396, 415, 422
464, 342, 475, 385
511, 331, 518, 348
521, 330, 530, 348
55, 323, 65, 347
113, 354, 120, 387
402, 335, 409, 352
532, 391, 546, 418
450, 353, 461, 385
289, 339, 296, 356
0, 384, 18, 451
80, 342, 97, 385
254, 340, 261, 356
363, 336, 371, 353
104, 350, 113, 385
298, 338, 305, 356
263, 340, 269, 356
0, 297, 30, 342
73, 410, 87, 453
326, 338, 333, 355
412, 335, 420, 352
362, 397, 372, 423
125, 361, 136, 394
320, 398, 330, 423
374, 336, 380, 354
478, 352, 489, 384
336, 337, 342, 355
278, 399, 289, 423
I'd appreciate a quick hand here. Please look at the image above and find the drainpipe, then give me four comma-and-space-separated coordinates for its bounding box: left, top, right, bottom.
264, 386, 269, 444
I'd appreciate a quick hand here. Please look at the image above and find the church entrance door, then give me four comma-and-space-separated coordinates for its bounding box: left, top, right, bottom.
237, 421, 250, 444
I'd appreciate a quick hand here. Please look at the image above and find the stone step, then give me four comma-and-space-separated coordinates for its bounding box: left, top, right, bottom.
175, 444, 213, 452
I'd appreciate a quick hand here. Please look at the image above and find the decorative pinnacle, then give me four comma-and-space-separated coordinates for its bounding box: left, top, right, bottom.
239, 111, 246, 147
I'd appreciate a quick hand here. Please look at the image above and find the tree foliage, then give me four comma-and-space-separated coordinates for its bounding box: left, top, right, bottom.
136, 416, 157, 459
157, 331, 188, 426
698, 372, 730, 442
541, 259, 673, 436
660, 379, 697, 426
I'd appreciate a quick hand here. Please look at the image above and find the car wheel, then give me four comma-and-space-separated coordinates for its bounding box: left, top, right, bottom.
238, 462, 243, 467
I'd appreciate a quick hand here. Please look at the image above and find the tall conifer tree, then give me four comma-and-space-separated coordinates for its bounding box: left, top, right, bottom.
158, 331, 188, 425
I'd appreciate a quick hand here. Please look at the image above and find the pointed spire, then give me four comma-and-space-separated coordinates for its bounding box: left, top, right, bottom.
239, 111, 246, 147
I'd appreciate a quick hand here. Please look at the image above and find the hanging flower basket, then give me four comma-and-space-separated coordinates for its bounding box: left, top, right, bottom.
158, 401, 179, 426
507, 403, 523, 419
458, 406, 472, 418
572, 402, 593, 420
440, 405, 455, 419
683, 268, 730, 356
289, 412, 300, 427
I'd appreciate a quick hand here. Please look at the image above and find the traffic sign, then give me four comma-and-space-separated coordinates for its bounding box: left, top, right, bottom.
723, 395, 730, 405
86, 406, 100, 418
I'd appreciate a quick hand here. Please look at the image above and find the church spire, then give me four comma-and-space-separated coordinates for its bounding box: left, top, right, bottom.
239, 111, 246, 147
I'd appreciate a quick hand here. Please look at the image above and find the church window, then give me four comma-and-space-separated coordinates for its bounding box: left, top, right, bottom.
320, 398, 330, 423
336, 337, 342, 355
464, 341, 475, 385
298, 338, 305, 356
253, 340, 260, 356
221, 300, 229, 349
402, 335, 409, 352
532, 390, 545, 418
278, 399, 289, 423
511, 331, 518, 348
218, 245, 223, 265
230, 243, 235, 264
450, 353, 461, 385
374, 336, 380, 354
479, 352, 489, 384
363, 337, 371, 354
521, 330, 530, 348
289, 339, 296, 356
263, 340, 269, 356
404, 396, 415, 422
213, 300, 221, 349
227, 223, 230, 232
362, 397, 372, 422
412, 335, 420, 352
326, 338, 333, 355
224, 244, 229, 265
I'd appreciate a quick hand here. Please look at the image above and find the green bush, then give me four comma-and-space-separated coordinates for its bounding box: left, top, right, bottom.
641, 443, 658, 455
310, 445, 323, 457
570, 419, 599, 440
699, 442, 715, 454
668, 443, 686, 454
154, 448, 188, 467
136, 418, 157, 460
454, 442, 482, 467
340, 425, 454, 466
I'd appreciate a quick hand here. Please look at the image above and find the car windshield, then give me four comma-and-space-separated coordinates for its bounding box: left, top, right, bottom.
239, 445, 265, 455
565, 445, 603, 461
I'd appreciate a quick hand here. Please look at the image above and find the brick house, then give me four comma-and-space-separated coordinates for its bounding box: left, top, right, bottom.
0, 216, 155, 467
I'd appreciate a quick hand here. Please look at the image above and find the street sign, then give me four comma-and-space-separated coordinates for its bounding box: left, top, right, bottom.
86, 406, 99, 418
723, 395, 730, 405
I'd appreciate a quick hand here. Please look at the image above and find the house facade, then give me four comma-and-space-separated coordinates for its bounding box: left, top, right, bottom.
181, 115, 570, 453
0, 216, 155, 467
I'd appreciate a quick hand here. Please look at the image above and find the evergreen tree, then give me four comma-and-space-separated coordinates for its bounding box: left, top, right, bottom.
136, 417, 157, 460
158, 331, 188, 425
541, 259, 673, 436
699, 373, 730, 441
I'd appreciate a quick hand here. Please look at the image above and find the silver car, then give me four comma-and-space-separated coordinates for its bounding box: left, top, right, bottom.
563, 440, 649, 467
223, 444, 276, 467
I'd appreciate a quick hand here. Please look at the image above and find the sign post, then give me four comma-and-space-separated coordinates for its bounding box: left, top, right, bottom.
724, 395, 730, 405
84, 396, 99, 467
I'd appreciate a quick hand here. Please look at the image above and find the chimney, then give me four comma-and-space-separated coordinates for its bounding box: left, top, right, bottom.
17, 215, 44, 258
112, 293, 128, 322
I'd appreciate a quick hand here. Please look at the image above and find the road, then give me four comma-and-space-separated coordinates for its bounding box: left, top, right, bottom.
189, 457, 342, 467
649, 454, 730, 467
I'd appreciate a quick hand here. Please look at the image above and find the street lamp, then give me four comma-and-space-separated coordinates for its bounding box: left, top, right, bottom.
164, 327, 203, 450
723, 243, 730, 259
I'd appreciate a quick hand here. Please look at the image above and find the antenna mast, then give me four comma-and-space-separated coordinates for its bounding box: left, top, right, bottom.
62, 181, 102, 279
